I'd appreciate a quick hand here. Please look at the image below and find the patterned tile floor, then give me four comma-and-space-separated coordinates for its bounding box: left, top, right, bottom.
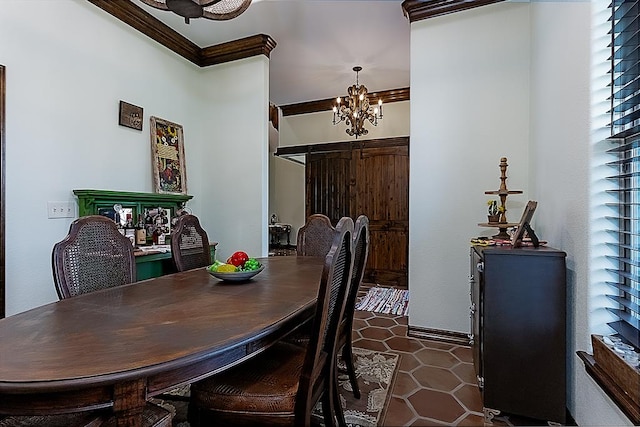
353, 310, 565, 426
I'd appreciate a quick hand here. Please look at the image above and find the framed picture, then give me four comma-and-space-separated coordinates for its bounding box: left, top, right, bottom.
150, 116, 187, 194
511, 200, 538, 248
119, 101, 143, 131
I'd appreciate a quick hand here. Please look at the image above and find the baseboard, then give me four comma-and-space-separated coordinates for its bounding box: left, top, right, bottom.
407, 325, 470, 346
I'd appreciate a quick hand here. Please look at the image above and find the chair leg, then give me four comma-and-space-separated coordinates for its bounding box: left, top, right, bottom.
332, 373, 348, 427
342, 343, 361, 399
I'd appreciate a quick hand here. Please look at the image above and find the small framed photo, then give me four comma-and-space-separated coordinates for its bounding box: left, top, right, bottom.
511, 200, 538, 248
119, 101, 143, 131
150, 116, 188, 194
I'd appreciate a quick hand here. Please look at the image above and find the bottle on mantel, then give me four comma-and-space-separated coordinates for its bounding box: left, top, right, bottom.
135, 214, 147, 246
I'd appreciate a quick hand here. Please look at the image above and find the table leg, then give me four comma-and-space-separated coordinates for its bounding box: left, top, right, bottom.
113, 379, 146, 427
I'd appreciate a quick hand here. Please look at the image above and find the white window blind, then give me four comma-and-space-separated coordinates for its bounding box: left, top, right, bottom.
605, 0, 640, 348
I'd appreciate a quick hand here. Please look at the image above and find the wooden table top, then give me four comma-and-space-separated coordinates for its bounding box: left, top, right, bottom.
0, 256, 324, 413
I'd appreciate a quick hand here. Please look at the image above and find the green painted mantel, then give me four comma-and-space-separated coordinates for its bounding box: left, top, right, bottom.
74, 189, 193, 217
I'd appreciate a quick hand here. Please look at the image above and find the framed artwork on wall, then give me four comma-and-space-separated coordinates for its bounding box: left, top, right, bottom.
150, 116, 187, 194
119, 101, 143, 131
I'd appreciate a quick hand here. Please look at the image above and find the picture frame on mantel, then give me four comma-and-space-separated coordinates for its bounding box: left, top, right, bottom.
150, 116, 187, 194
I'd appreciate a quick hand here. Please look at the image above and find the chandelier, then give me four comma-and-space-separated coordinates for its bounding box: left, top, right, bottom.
139, 0, 252, 24
332, 66, 383, 139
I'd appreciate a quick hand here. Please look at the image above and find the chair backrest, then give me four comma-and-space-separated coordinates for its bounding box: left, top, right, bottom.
340, 215, 370, 337
296, 214, 335, 257
170, 214, 212, 272
295, 216, 354, 421
51, 215, 137, 299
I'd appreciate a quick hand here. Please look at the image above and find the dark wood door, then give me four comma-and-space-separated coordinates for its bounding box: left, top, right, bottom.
350, 145, 408, 287
305, 138, 409, 287
306, 151, 351, 225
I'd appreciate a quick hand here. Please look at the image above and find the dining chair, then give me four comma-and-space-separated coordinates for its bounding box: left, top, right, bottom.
52, 215, 137, 299
188, 216, 355, 427
296, 213, 335, 257
170, 214, 212, 272
2, 217, 172, 426
338, 214, 370, 399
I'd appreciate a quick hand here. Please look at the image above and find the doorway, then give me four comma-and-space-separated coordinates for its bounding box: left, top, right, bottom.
301, 137, 409, 287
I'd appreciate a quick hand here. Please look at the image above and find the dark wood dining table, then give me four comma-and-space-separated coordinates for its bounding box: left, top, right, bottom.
0, 256, 325, 426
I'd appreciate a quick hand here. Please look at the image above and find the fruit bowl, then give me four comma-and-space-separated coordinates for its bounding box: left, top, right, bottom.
208, 265, 265, 282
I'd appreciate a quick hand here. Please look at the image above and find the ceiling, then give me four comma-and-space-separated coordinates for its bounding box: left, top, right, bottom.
132, 0, 411, 107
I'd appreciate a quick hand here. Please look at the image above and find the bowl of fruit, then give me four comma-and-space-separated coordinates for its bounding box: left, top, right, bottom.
207, 251, 264, 282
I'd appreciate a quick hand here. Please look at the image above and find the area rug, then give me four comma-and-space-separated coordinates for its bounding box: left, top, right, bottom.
150, 347, 399, 427
355, 286, 409, 316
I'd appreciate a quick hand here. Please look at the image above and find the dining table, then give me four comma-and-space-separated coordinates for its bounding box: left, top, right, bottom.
0, 255, 325, 426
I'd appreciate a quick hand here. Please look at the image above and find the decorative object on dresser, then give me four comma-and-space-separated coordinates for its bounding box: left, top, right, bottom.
150, 116, 187, 195
478, 157, 523, 239
469, 245, 567, 424
510, 200, 539, 248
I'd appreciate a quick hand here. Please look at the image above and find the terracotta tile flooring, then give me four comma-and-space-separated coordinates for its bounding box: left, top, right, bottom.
353, 310, 562, 426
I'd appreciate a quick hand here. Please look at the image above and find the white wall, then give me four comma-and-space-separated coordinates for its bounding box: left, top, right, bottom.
408, 3, 531, 334
196, 57, 270, 261
0, 0, 269, 315
529, 1, 631, 425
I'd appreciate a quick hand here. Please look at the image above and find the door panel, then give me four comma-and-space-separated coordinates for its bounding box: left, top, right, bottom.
306, 151, 351, 224
351, 146, 409, 287
304, 139, 408, 288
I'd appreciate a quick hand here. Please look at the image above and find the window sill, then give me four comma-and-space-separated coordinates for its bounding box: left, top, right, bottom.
577, 350, 640, 424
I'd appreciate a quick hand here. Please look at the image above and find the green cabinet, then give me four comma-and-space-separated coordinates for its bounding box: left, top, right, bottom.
74, 189, 193, 223
73, 189, 210, 280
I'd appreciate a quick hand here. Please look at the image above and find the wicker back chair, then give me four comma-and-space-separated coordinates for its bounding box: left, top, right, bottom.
52, 215, 137, 299
338, 215, 370, 399
296, 214, 335, 257
170, 214, 211, 272
188, 217, 355, 427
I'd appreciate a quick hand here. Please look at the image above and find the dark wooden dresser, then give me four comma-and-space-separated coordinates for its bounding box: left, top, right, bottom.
469, 245, 567, 424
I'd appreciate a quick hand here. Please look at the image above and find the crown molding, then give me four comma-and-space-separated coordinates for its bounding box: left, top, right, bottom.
401, 0, 505, 22
280, 87, 410, 117
201, 34, 277, 67
87, 0, 276, 67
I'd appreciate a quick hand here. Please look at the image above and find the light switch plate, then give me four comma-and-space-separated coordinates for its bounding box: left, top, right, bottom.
47, 201, 74, 219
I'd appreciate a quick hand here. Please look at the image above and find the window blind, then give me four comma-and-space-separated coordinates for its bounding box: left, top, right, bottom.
606, 0, 640, 348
